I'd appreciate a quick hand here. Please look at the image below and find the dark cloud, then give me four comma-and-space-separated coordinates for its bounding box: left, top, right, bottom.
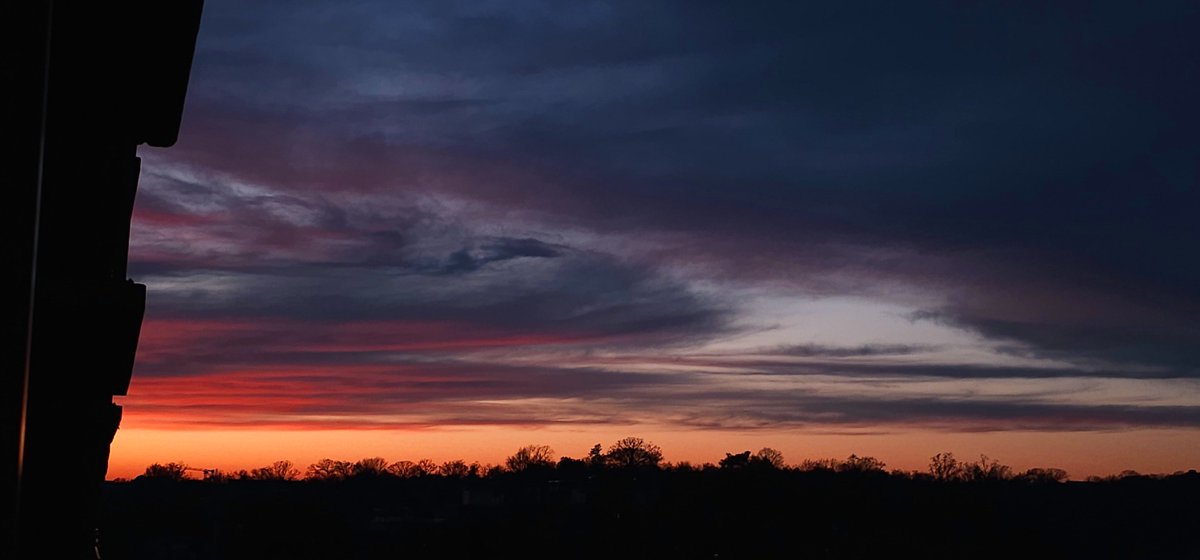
434, 237, 563, 275
769, 344, 933, 358
572, 351, 1192, 380
660, 392, 1200, 432
133, 245, 733, 348
912, 310, 1200, 377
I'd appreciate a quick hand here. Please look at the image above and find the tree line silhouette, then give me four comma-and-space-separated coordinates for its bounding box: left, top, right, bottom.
106, 437, 1198, 559
136, 437, 1166, 483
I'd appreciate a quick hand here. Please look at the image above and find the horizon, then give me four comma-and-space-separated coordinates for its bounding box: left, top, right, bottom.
111, 1, 1200, 481
109, 427, 1199, 481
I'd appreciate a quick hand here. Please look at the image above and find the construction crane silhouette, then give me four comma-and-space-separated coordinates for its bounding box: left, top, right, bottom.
4, 1, 205, 557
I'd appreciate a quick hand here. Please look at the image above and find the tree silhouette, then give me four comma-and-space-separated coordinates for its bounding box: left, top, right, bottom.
798, 458, 840, 472
142, 462, 189, 480
555, 456, 588, 476
306, 459, 353, 481
416, 459, 438, 476
587, 443, 606, 468
248, 460, 300, 481
352, 457, 390, 477
505, 445, 556, 473
202, 469, 231, 482
964, 455, 1012, 481
753, 447, 786, 469
388, 460, 419, 477
1018, 467, 1069, 483
929, 452, 963, 481
719, 451, 753, 469
839, 454, 886, 473
605, 437, 663, 469
439, 460, 472, 478
665, 461, 700, 472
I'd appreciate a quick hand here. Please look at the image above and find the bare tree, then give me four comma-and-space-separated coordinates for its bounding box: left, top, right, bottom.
353, 457, 391, 477
388, 460, 420, 478
415, 459, 438, 476
248, 460, 300, 481
505, 445, 556, 472
306, 459, 353, 480
605, 437, 663, 469
439, 460, 471, 478
839, 454, 886, 473
929, 452, 963, 481
964, 455, 1012, 481
753, 447, 786, 469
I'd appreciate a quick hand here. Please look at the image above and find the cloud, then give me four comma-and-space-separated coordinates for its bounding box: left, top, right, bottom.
658, 391, 1200, 433
769, 344, 933, 358
911, 309, 1200, 376
135, 251, 730, 337
124, 362, 1200, 432
433, 237, 563, 275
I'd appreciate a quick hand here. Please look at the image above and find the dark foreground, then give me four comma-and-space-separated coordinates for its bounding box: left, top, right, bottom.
102, 470, 1200, 560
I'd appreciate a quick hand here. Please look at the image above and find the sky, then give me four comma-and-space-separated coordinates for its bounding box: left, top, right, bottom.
110, 0, 1200, 479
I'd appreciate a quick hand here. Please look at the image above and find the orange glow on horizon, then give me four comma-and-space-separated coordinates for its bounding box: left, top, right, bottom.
108, 424, 1200, 481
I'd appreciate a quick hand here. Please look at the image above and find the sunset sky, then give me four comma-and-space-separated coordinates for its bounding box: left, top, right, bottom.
110, 1, 1200, 479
